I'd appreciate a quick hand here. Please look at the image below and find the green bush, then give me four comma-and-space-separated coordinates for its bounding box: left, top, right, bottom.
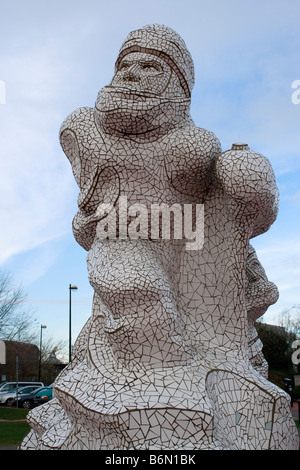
293, 385, 300, 400
255, 322, 296, 371
267, 369, 290, 390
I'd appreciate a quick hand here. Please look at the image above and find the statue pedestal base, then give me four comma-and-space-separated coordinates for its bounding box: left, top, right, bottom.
20, 356, 299, 450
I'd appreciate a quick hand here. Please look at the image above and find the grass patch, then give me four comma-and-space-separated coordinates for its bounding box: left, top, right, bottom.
0, 407, 28, 420
0, 407, 30, 446
0, 421, 30, 445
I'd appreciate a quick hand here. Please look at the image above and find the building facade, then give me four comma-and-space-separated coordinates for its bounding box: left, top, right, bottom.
0, 340, 39, 382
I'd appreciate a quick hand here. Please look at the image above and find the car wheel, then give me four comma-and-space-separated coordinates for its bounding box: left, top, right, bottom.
22, 400, 31, 409
6, 399, 13, 407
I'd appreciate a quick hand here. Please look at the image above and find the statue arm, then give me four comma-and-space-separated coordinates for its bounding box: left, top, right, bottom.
215, 146, 279, 236
59, 107, 94, 187
59, 107, 102, 250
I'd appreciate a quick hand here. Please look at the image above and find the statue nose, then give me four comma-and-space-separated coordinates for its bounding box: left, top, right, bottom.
123, 65, 141, 82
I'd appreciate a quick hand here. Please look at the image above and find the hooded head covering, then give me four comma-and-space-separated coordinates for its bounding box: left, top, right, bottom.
115, 24, 195, 98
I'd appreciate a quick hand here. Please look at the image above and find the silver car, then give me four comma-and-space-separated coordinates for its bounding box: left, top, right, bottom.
0, 385, 42, 406
0, 381, 44, 393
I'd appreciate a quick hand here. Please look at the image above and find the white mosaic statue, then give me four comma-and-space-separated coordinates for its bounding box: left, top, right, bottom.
21, 25, 299, 450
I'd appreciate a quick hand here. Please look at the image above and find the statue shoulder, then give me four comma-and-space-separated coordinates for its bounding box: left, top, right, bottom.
215, 144, 279, 235
169, 125, 221, 156
165, 125, 221, 197
59, 107, 94, 138
59, 107, 99, 186
193, 126, 222, 154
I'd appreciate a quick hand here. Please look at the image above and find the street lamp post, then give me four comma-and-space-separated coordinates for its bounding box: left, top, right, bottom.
69, 284, 78, 362
38, 324, 47, 381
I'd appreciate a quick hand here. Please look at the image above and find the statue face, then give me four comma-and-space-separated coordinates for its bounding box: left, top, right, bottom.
94, 51, 191, 138
111, 52, 172, 96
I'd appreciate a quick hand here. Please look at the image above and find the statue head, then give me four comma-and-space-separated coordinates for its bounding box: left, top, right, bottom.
114, 24, 195, 98
95, 25, 195, 139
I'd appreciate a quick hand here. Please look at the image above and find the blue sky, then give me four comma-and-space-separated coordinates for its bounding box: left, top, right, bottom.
0, 0, 299, 354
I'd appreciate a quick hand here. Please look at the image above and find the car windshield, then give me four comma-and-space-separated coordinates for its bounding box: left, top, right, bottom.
0, 384, 16, 392
17, 386, 39, 394
30, 386, 44, 394
5, 385, 27, 393
15, 386, 44, 397
4, 387, 22, 394
35, 388, 52, 397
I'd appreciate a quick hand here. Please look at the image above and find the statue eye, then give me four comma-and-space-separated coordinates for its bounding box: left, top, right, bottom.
119, 62, 130, 71
141, 63, 161, 72
249, 260, 262, 272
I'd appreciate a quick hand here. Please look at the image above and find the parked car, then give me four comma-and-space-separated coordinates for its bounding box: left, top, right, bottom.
0, 381, 44, 394
32, 386, 53, 407
10, 386, 45, 409
0, 385, 42, 406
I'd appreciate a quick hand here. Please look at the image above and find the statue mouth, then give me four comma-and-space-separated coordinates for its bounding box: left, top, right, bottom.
104, 85, 163, 99
96, 85, 190, 111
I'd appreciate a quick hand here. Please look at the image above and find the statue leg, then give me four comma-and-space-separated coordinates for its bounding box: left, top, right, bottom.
87, 238, 193, 367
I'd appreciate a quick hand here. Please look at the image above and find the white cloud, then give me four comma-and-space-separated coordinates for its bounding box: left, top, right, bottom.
0, 41, 78, 265
283, 190, 300, 205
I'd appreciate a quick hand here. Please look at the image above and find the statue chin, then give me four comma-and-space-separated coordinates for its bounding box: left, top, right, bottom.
94, 86, 190, 138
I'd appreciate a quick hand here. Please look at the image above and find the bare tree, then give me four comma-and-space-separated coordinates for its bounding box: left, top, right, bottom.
0, 270, 38, 342
278, 306, 300, 337
42, 337, 68, 364
0, 269, 68, 365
